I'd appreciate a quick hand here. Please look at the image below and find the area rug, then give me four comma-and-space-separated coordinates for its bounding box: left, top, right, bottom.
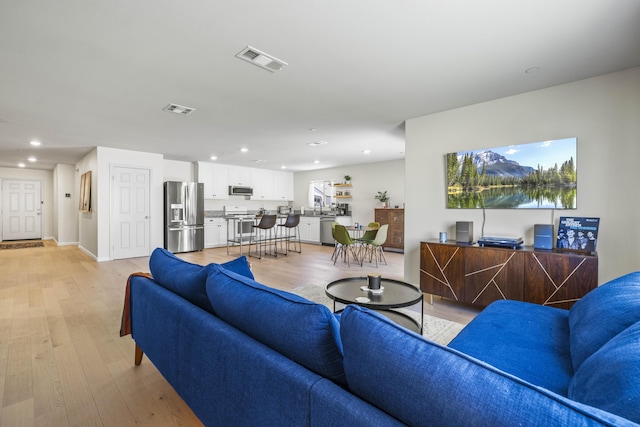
290, 284, 464, 345
0, 241, 44, 250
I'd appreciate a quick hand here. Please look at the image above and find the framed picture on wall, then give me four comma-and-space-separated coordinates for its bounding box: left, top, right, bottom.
79, 171, 92, 212
446, 137, 577, 209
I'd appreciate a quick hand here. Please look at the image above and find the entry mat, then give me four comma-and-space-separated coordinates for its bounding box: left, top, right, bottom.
0, 241, 45, 250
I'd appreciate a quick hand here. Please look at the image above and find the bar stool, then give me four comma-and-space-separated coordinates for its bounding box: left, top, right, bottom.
277, 214, 301, 255
249, 214, 278, 259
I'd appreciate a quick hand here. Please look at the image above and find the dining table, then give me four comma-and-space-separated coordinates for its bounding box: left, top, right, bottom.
345, 225, 378, 240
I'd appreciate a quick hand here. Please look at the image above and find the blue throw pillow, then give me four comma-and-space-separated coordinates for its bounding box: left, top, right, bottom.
569, 320, 640, 423
149, 247, 253, 312
205, 264, 346, 386
569, 271, 640, 371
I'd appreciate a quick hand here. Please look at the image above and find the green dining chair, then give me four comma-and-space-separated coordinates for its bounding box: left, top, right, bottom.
354, 221, 380, 245
330, 221, 340, 261
360, 224, 388, 267
333, 224, 360, 267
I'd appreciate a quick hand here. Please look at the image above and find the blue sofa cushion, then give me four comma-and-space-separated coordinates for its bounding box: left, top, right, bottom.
205, 265, 346, 386
448, 299, 573, 395
569, 271, 640, 371
340, 305, 634, 427
569, 320, 640, 423
149, 247, 253, 312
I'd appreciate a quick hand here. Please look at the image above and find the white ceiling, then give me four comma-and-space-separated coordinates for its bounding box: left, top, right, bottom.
1, 1, 639, 171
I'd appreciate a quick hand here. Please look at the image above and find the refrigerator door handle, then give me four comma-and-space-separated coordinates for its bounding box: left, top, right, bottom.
168, 225, 204, 231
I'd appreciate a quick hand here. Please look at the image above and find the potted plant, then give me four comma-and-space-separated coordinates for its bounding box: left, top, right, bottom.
344, 175, 351, 184
374, 191, 389, 208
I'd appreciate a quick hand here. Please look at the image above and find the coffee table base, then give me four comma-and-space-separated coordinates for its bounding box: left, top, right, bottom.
326, 276, 424, 334
333, 304, 423, 334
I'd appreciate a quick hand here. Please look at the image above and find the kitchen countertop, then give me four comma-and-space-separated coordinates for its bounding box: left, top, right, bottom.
205, 210, 350, 218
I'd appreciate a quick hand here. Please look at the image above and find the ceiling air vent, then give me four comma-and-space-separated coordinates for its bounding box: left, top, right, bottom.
163, 103, 195, 115
236, 46, 288, 72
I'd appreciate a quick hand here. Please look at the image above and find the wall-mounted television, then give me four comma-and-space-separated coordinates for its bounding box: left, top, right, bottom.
446, 137, 577, 209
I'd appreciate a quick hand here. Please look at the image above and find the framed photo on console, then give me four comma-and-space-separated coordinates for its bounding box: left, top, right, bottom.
556, 217, 600, 252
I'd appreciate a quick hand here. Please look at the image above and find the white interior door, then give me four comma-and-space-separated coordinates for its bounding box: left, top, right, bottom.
111, 166, 150, 259
1, 180, 42, 241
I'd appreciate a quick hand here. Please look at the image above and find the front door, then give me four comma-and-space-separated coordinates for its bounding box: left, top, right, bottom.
111, 166, 150, 259
1, 180, 42, 241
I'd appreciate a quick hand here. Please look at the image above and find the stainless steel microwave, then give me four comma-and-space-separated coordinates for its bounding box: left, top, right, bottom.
229, 185, 253, 196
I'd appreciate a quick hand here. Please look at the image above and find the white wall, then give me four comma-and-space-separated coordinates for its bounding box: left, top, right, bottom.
0, 167, 54, 241
76, 149, 98, 257
75, 147, 165, 261
293, 159, 405, 226
52, 163, 78, 245
163, 159, 194, 182
405, 67, 640, 285
95, 147, 165, 261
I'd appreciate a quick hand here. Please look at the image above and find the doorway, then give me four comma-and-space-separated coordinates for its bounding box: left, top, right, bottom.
110, 166, 150, 259
1, 179, 42, 241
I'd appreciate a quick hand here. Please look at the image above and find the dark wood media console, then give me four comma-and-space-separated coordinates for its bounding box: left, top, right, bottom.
420, 241, 598, 309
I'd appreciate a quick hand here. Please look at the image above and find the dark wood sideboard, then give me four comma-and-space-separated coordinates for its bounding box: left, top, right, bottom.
375, 208, 404, 252
420, 241, 598, 309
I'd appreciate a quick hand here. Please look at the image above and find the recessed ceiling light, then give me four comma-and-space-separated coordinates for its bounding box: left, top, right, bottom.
314, 160, 320, 164
30, 140, 41, 146
28, 157, 37, 162
240, 147, 249, 153
363, 150, 371, 154
252, 159, 266, 164
18, 163, 25, 168
210, 155, 218, 160
281, 165, 287, 169
307, 141, 328, 147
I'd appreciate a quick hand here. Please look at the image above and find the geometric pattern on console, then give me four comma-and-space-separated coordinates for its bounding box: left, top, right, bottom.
464, 247, 524, 305
525, 252, 598, 308
420, 243, 464, 301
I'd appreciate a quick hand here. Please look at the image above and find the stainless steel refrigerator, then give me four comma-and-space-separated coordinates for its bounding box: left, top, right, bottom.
164, 181, 204, 253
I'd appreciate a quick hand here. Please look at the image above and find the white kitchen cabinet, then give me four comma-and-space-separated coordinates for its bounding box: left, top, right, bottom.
198, 162, 292, 201
228, 166, 252, 187
204, 217, 227, 248
197, 162, 229, 200
250, 169, 274, 201
273, 171, 294, 201
299, 216, 321, 244
197, 162, 213, 196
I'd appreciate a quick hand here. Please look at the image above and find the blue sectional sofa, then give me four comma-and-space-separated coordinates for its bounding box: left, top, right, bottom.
122, 248, 640, 426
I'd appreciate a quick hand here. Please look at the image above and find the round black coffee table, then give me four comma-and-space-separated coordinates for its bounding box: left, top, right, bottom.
325, 276, 423, 333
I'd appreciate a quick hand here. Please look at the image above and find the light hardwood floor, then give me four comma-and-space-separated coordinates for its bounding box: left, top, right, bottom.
0, 241, 480, 426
